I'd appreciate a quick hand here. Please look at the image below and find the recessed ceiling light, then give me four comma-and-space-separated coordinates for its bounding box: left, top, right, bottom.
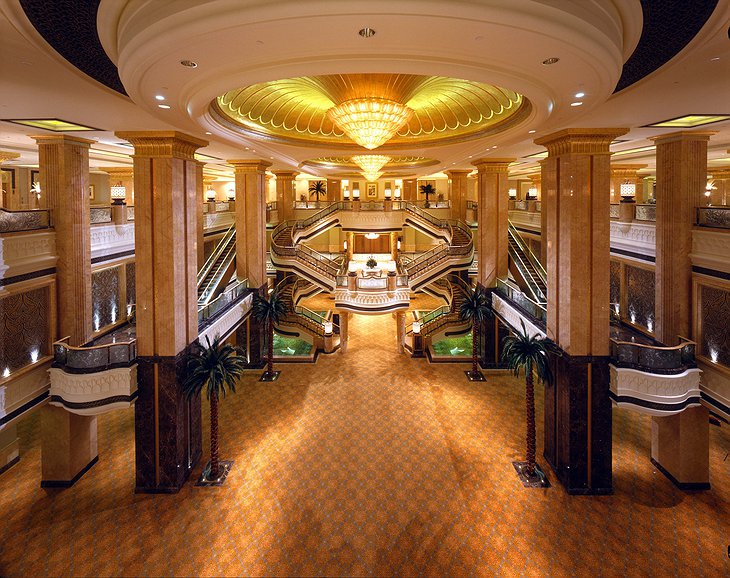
358, 27, 376, 38
542, 57, 560, 65
2, 118, 100, 131
643, 114, 730, 128
158, 104, 171, 109
528, 130, 536, 134
710, 57, 720, 61
155, 95, 165, 101
180, 60, 197, 68
575, 92, 585, 98
205, 131, 212, 135
570, 101, 583, 107
491, 145, 497, 149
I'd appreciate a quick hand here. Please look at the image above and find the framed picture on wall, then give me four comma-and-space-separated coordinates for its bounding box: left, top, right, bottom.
367, 183, 377, 198
88, 184, 95, 200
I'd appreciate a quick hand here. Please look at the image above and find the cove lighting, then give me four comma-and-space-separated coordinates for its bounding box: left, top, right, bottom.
644, 114, 730, 128
3, 118, 100, 131
570, 101, 583, 107
158, 104, 171, 109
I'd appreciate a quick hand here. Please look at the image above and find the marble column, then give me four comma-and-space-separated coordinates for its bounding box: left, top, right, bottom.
0, 151, 20, 209
339, 311, 349, 353
100, 166, 135, 206
390, 231, 398, 261
34, 135, 97, 487
116, 131, 206, 493
471, 158, 513, 288
195, 162, 205, 269
327, 178, 341, 202
535, 127, 628, 494
396, 311, 406, 353
273, 171, 298, 222
649, 130, 714, 489
651, 131, 714, 346
610, 164, 646, 204
536, 162, 548, 264
403, 178, 417, 202
229, 160, 272, 289
446, 169, 470, 222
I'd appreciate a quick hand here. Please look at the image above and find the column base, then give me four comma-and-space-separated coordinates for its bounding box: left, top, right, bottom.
41, 456, 98, 488
40, 405, 99, 488
543, 352, 613, 495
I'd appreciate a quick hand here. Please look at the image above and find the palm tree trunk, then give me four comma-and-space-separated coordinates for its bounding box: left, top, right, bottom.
209, 390, 219, 479
268, 320, 274, 374
525, 363, 536, 476
472, 321, 478, 376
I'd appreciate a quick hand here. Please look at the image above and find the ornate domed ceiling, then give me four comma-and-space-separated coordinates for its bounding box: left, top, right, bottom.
302, 156, 439, 173
211, 74, 530, 150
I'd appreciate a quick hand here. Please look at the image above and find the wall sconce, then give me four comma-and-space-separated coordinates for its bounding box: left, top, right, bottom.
323, 321, 333, 336
619, 181, 636, 201
110, 182, 127, 204
226, 188, 236, 201
412, 321, 421, 334
206, 186, 216, 201
508, 188, 517, 198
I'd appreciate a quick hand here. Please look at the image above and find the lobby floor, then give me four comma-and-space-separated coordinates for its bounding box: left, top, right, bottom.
1, 313, 728, 577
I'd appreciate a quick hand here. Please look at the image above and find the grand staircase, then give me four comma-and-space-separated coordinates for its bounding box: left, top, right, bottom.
197, 225, 236, 305
410, 277, 470, 338
507, 221, 547, 303
276, 277, 332, 338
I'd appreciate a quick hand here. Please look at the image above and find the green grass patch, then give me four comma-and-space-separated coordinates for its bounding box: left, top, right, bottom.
432, 333, 473, 356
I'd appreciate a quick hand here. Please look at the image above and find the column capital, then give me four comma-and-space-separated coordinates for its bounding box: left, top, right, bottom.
115, 131, 208, 159
527, 172, 541, 184
534, 128, 628, 156
32, 135, 94, 148
228, 159, 272, 173
471, 158, 515, 172
709, 166, 730, 180
445, 169, 473, 178
99, 166, 134, 179
649, 130, 717, 145
0, 150, 20, 163
272, 170, 299, 178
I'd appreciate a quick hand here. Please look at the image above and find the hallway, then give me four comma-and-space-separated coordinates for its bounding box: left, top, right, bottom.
0, 313, 728, 576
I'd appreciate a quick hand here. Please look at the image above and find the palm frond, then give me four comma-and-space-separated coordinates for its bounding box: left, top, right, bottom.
181, 334, 245, 401
501, 320, 559, 384
459, 284, 492, 324
252, 288, 289, 326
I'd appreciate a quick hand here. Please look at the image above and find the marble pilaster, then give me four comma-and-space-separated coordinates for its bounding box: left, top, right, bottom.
273, 171, 298, 222
446, 169, 471, 222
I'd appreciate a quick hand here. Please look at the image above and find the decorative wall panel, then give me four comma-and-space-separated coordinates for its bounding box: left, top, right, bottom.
699, 284, 730, 367
626, 265, 655, 333
92, 266, 121, 331
126, 262, 136, 307
610, 260, 621, 307
0, 286, 50, 373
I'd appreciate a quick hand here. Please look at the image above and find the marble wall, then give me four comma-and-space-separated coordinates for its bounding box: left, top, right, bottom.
0, 285, 51, 373
92, 266, 121, 332
697, 282, 730, 367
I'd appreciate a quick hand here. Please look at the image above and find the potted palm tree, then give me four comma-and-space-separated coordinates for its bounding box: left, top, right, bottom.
182, 335, 245, 485
252, 287, 289, 381
502, 320, 560, 488
459, 283, 491, 381
419, 183, 436, 208
308, 180, 327, 206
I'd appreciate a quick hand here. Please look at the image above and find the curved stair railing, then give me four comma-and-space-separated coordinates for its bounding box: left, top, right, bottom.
276, 276, 337, 338
270, 221, 341, 290
406, 276, 470, 338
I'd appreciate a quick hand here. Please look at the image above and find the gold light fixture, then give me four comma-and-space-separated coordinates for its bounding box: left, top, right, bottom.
206, 185, 216, 201
619, 181, 636, 200
328, 99, 412, 149
110, 182, 127, 204
365, 232, 380, 240
351, 154, 390, 182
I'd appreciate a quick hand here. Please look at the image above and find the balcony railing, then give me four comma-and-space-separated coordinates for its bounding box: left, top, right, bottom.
609, 204, 620, 219
0, 207, 51, 233
494, 278, 547, 326
634, 204, 656, 222
90, 206, 112, 224
53, 336, 137, 373
696, 206, 730, 229
198, 279, 252, 328
610, 336, 696, 375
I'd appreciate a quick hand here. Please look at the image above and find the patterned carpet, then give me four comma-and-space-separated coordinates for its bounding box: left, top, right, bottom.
1, 313, 729, 577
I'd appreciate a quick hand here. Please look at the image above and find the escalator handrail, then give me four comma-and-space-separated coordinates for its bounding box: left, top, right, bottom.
197, 225, 235, 286
198, 240, 236, 305
508, 221, 547, 285
507, 241, 545, 303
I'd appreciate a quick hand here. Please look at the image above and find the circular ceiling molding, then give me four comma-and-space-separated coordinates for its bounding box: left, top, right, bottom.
212, 73, 529, 149
301, 155, 440, 173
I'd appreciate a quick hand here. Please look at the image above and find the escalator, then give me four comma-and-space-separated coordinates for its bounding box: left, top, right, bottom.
197, 225, 236, 305
507, 221, 547, 304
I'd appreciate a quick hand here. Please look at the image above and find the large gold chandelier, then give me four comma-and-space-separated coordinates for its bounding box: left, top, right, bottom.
327, 98, 413, 150
351, 154, 391, 182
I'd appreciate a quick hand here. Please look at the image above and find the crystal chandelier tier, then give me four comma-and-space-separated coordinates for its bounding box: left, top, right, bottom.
327, 98, 413, 150
351, 154, 391, 182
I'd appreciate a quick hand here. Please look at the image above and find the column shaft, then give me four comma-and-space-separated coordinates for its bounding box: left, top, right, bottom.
403, 179, 417, 202
273, 171, 298, 222
446, 169, 470, 222
472, 159, 513, 287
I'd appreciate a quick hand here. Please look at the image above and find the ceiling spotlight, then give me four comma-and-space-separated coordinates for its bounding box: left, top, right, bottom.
180, 60, 198, 68
205, 131, 212, 135
528, 130, 536, 134
158, 104, 171, 109
358, 27, 376, 38
542, 57, 560, 65
575, 92, 585, 98
570, 101, 583, 107
155, 95, 165, 101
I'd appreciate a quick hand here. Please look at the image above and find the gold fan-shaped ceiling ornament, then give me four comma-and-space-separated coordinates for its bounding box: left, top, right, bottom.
213, 74, 529, 150
301, 155, 440, 176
